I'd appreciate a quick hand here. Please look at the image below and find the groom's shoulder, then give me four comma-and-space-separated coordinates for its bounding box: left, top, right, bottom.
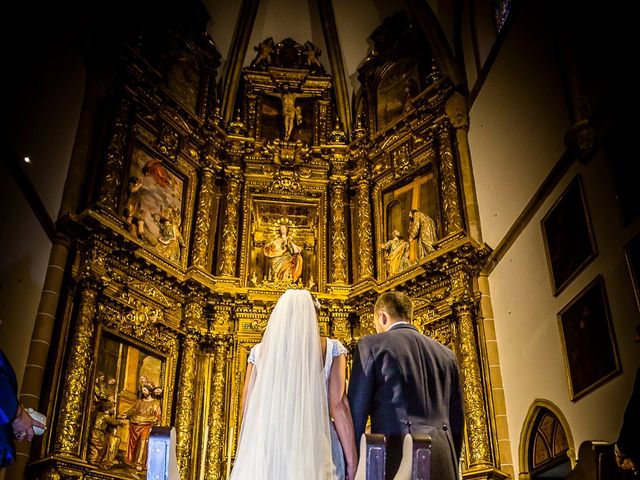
356, 331, 386, 348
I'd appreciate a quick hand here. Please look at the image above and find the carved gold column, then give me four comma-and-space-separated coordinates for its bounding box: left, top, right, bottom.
454, 300, 492, 469
355, 170, 374, 279
445, 93, 483, 242
219, 169, 243, 277
205, 336, 230, 480
436, 123, 464, 236
175, 325, 199, 478
330, 163, 348, 284
330, 309, 351, 351
54, 279, 99, 456
191, 160, 217, 269
97, 100, 131, 210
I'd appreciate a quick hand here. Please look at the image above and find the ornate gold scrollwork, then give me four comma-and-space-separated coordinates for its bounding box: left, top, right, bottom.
436, 123, 464, 235
219, 170, 243, 276
175, 334, 198, 479
98, 100, 131, 211
329, 309, 351, 349
55, 281, 99, 456
191, 162, 217, 269
453, 300, 492, 468
355, 166, 374, 279
330, 167, 348, 284
205, 336, 231, 480
183, 301, 205, 332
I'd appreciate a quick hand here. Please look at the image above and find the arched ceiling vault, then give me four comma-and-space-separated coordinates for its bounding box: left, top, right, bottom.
202, 0, 462, 133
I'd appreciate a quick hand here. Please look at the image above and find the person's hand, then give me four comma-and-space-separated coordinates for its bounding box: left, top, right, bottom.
11, 405, 46, 442
615, 445, 637, 473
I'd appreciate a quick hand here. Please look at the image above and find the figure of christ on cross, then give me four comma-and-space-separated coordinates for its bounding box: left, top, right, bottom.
266, 84, 310, 141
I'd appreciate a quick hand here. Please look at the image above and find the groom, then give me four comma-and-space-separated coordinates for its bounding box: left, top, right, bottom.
348, 291, 464, 479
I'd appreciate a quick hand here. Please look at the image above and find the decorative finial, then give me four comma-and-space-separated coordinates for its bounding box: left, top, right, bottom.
228, 112, 246, 135
353, 116, 367, 139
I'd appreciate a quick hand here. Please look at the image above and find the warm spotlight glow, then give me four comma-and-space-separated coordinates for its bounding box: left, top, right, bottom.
24, 156, 31, 163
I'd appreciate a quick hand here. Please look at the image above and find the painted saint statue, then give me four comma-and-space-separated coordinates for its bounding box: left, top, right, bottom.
408, 209, 437, 261
263, 224, 303, 282
119, 384, 161, 472
379, 229, 410, 276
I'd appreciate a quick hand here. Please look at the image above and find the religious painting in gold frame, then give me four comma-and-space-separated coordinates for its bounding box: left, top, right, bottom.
245, 197, 320, 290
376, 57, 420, 131
377, 170, 438, 279
258, 93, 315, 145
87, 330, 171, 473
557, 275, 620, 401
541, 176, 597, 296
121, 142, 194, 267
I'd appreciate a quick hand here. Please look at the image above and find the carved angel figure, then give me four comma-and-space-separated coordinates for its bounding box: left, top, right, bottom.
303, 41, 322, 69
252, 37, 274, 66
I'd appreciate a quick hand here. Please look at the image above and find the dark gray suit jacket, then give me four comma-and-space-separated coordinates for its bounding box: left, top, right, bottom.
347, 323, 464, 479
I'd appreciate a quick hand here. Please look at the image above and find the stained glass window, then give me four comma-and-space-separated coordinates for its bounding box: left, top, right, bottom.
494, 0, 513, 33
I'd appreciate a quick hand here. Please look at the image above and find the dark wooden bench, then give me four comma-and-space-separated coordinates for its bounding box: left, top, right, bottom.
567, 441, 634, 480
355, 433, 432, 480
392, 433, 432, 480
355, 433, 387, 480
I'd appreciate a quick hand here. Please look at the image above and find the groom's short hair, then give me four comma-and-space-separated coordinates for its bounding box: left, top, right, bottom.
375, 292, 413, 322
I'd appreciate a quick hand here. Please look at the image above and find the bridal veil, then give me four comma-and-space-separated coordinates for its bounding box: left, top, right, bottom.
230, 289, 335, 479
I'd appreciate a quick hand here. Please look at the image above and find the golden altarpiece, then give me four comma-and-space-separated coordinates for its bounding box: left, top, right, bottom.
28, 10, 509, 480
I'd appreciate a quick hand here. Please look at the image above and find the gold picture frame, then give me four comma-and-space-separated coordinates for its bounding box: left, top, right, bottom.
541, 176, 597, 296
86, 329, 174, 472
557, 275, 621, 401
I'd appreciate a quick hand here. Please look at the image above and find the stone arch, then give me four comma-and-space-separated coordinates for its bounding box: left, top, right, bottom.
518, 399, 576, 479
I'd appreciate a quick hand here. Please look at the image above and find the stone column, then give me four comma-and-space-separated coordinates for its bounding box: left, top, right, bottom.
205, 337, 230, 480
97, 99, 131, 211
355, 175, 374, 279
453, 300, 492, 468
191, 161, 217, 269
330, 172, 348, 284
436, 124, 464, 236
5, 236, 71, 479
175, 331, 199, 479
445, 93, 483, 242
54, 279, 100, 456
218, 170, 243, 277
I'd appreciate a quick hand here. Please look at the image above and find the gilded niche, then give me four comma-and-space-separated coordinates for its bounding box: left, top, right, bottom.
376, 171, 440, 279
248, 205, 319, 290
241, 37, 333, 146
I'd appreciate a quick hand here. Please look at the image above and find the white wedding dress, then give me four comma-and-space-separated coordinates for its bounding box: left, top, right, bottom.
229, 290, 340, 480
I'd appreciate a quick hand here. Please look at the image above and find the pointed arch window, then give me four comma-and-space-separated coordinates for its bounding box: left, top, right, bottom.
529, 407, 572, 478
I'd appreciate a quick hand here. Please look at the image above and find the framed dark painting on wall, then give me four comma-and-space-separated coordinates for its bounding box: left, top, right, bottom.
624, 233, 640, 311
541, 176, 597, 296
557, 275, 620, 401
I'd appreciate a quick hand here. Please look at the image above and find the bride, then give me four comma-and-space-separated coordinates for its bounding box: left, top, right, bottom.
230, 289, 357, 479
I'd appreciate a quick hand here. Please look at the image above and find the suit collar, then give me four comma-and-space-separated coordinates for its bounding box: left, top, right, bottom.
388, 322, 418, 332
